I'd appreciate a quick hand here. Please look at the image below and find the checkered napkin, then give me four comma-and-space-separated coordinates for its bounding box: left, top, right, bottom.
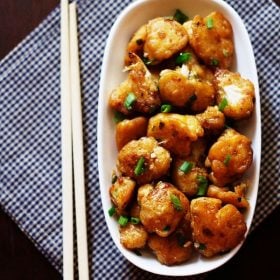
0, 0, 279, 279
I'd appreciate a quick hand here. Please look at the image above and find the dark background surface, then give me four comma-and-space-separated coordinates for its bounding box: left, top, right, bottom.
0, 1, 279, 279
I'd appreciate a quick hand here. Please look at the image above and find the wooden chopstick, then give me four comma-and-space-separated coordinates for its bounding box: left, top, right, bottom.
61, 0, 74, 280
69, 2, 90, 280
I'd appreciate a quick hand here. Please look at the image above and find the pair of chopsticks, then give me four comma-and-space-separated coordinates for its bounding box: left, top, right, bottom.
61, 1, 89, 280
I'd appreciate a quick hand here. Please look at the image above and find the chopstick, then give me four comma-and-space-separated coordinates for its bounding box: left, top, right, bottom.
69, 2, 90, 280
61, 0, 74, 280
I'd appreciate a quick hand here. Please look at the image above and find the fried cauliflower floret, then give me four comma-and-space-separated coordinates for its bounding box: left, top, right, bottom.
120, 223, 148, 249
116, 117, 148, 151
190, 197, 247, 257
159, 49, 215, 113
144, 17, 188, 64
205, 128, 253, 186
215, 69, 255, 120
109, 53, 160, 115
188, 12, 234, 69
139, 181, 190, 237
147, 113, 204, 157
117, 137, 171, 185
125, 24, 147, 65
148, 215, 193, 265
207, 184, 249, 209
172, 158, 208, 197
196, 106, 225, 134
110, 177, 136, 212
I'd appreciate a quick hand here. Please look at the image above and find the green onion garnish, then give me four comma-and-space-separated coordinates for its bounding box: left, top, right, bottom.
224, 154, 231, 166
206, 17, 214, 29
210, 58, 219, 66
108, 206, 116, 217
218, 97, 228, 111
161, 104, 172, 113
179, 161, 193, 174
131, 217, 141, 224
118, 215, 129, 226
124, 93, 136, 110
196, 175, 208, 196
170, 194, 183, 211
173, 9, 188, 24
134, 250, 142, 256
113, 111, 125, 123
163, 225, 170, 231
175, 52, 191, 65
198, 243, 206, 250
142, 57, 153, 65
111, 174, 118, 184
134, 157, 145, 176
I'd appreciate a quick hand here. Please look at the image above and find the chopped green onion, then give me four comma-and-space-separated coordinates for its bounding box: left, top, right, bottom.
173, 9, 189, 24
134, 250, 142, 256
131, 217, 141, 224
218, 98, 228, 111
161, 104, 172, 113
111, 174, 118, 184
196, 175, 208, 196
175, 52, 191, 65
142, 57, 153, 65
118, 215, 129, 226
179, 161, 193, 174
163, 225, 170, 231
170, 194, 183, 211
223, 49, 229, 57
206, 17, 214, 29
136, 39, 144, 45
113, 111, 125, 123
185, 94, 197, 108
108, 206, 116, 217
198, 243, 206, 250
210, 58, 219, 66
176, 232, 187, 247
124, 93, 136, 110
224, 154, 231, 166
134, 157, 145, 176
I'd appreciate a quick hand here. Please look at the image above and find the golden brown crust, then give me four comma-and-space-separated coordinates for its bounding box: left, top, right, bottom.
117, 137, 171, 185
188, 12, 234, 69
116, 117, 148, 151
139, 181, 190, 237
215, 69, 255, 120
206, 128, 253, 186
190, 197, 247, 257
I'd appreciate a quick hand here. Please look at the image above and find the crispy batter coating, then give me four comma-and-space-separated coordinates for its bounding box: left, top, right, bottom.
188, 12, 234, 69
206, 128, 253, 186
116, 117, 148, 151
159, 49, 215, 112
196, 106, 225, 134
147, 113, 204, 157
215, 69, 255, 120
139, 181, 190, 237
109, 53, 160, 115
125, 24, 147, 65
120, 223, 148, 249
148, 215, 193, 265
172, 158, 208, 197
188, 139, 207, 166
190, 197, 247, 257
110, 177, 136, 212
117, 137, 171, 185
144, 17, 188, 64
207, 184, 249, 209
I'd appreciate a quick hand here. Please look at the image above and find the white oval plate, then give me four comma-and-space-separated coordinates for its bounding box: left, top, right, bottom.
97, 0, 261, 276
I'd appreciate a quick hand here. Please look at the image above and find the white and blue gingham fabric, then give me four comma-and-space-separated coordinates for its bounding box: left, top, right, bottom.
0, 0, 279, 279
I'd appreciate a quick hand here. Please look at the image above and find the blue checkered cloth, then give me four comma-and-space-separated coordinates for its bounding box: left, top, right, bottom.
0, 0, 279, 279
